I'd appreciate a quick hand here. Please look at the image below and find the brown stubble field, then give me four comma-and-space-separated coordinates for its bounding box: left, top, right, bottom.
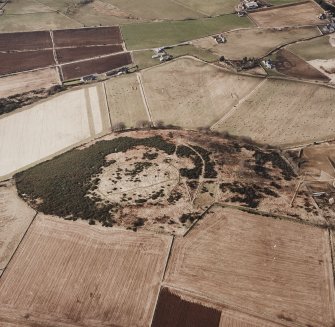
164, 206, 335, 326
141, 57, 262, 129
0, 214, 172, 327
248, 1, 323, 28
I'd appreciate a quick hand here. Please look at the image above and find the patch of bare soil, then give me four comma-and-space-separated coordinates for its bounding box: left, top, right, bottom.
274, 49, 330, 81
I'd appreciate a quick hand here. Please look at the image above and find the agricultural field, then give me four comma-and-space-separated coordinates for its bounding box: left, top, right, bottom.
287, 35, 335, 61
192, 26, 320, 60
56, 45, 123, 64
0, 30, 52, 51
0, 180, 36, 270
0, 12, 81, 33
141, 57, 263, 129
164, 206, 335, 327
0, 50, 55, 76
61, 52, 132, 80
0, 214, 172, 327
213, 79, 335, 147
248, 1, 323, 28
121, 14, 253, 50
0, 84, 110, 180
104, 74, 149, 129
53, 26, 122, 47
152, 287, 222, 327
0, 68, 60, 99
4, 0, 55, 14
273, 49, 330, 81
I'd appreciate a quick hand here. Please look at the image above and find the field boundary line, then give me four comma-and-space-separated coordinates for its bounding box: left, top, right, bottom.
84, 87, 96, 137
102, 82, 113, 130
215, 202, 333, 230
169, 0, 209, 17
148, 235, 175, 326
0, 212, 38, 278
136, 72, 154, 126
161, 283, 288, 327
210, 78, 267, 130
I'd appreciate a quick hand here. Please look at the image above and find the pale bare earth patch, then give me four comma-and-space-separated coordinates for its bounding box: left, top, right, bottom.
104, 74, 149, 129
248, 2, 323, 28
193, 27, 320, 60
141, 57, 262, 128
0, 84, 110, 180
0, 68, 60, 99
164, 206, 335, 326
309, 58, 335, 83
0, 214, 172, 327
213, 79, 335, 147
0, 180, 36, 270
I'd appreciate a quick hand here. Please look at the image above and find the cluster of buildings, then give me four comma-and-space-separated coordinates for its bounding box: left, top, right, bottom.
152, 48, 173, 62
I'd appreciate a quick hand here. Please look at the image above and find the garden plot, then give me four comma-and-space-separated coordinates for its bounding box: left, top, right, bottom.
0, 84, 110, 179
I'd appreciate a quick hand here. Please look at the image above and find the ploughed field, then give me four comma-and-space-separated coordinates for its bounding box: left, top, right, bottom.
0, 26, 132, 80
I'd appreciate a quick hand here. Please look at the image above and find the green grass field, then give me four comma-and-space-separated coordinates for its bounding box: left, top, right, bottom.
122, 15, 253, 50
287, 36, 335, 61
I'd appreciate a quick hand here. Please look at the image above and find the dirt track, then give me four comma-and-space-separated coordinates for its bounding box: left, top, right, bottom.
61, 52, 132, 80
56, 44, 123, 64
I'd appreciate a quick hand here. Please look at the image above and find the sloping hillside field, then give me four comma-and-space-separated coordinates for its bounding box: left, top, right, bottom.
13, 130, 335, 235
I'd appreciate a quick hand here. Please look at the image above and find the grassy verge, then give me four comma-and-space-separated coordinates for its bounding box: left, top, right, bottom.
122, 14, 253, 50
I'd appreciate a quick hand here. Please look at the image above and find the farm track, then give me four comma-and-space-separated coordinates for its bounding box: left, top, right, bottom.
136, 72, 154, 125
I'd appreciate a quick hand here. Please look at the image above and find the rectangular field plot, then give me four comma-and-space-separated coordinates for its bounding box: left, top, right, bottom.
164, 206, 335, 327
0, 181, 36, 270
105, 74, 149, 129
61, 52, 132, 80
56, 44, 123, 64
0, 50, 55, 76
249, 1, 323, 28
213, 79, 335, 147
152, 287, 222, 327
141, 57, 262, 129
53, 26, 122, 47
0, 68, 60, 99
0, 30, 52, 51
0, 214, 172, 327
0, 84, 110, 179
193, 26, 320, 60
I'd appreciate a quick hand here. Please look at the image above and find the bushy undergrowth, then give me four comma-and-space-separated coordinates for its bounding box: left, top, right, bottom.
15, 136, 176, 224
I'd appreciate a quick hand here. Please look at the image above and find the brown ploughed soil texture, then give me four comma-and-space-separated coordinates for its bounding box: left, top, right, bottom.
152, 287, 221, 327
56, 44, 124, 64
275, 49, 330, 81
0, 50, 55, 76
61, 52, 132, 79
53, 26, 122, 47
164, 206, 335, 326
0, 30, 52, 51
0, 214, 171, 327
